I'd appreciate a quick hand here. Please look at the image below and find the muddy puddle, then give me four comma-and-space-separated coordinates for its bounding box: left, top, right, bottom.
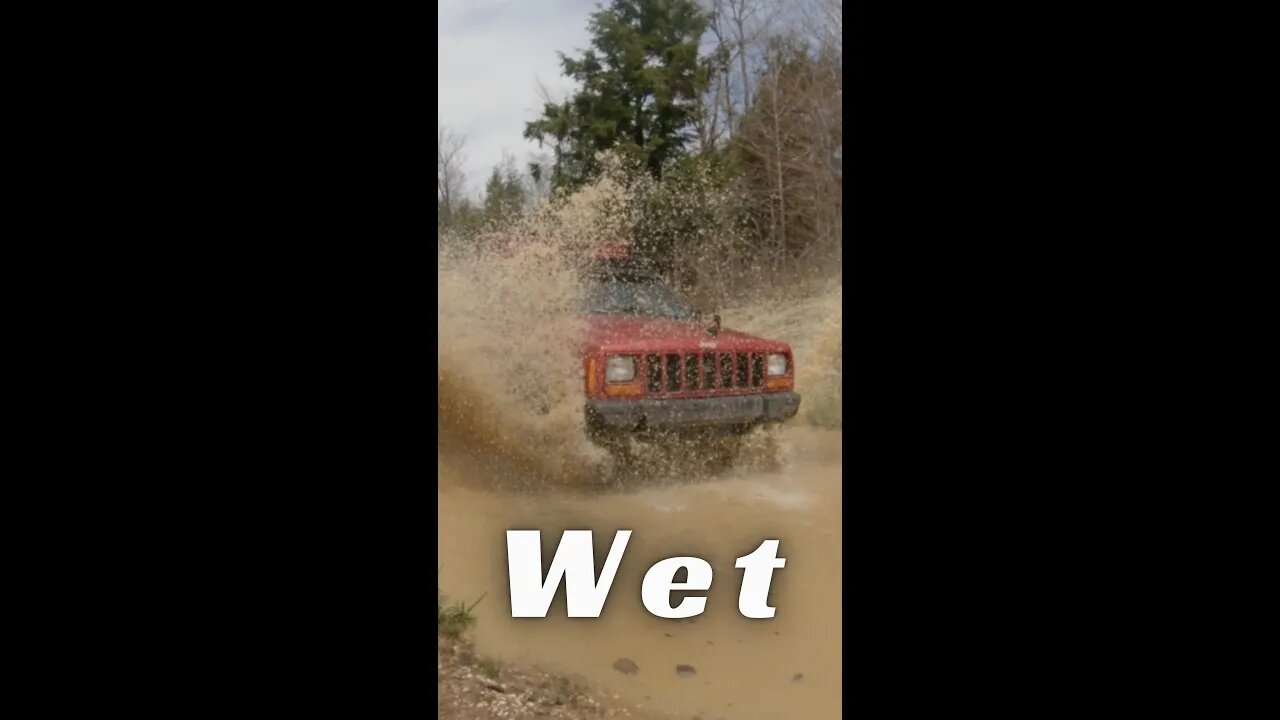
438, 426, 842, 720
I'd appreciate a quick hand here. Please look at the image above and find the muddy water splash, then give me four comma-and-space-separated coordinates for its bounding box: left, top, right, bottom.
436, 162, 686, 486
437, 238, 608, 486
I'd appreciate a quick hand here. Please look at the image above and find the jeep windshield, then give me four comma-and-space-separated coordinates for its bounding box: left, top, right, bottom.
582, 278, 696, 320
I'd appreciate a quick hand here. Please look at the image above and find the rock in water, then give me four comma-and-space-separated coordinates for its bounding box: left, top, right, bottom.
613, 658, 640, 675
676, 664, 697, 678
792, 673, 804, 682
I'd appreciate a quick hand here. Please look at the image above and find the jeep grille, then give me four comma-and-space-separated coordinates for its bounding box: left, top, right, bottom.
644, 352, 766, 394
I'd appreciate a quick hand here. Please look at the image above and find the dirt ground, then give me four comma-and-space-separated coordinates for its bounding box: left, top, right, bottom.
439, 631, 650, 720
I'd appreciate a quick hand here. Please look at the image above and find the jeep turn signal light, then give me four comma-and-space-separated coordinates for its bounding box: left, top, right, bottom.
604, 382, 643, 397
765, 376, 794, 391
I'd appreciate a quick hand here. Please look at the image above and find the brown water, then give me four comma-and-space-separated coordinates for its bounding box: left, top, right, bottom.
438, 425, 841, 720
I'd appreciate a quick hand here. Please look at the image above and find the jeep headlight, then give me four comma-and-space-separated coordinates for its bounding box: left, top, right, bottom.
605, 356, 636, 383
766, 353, 788, 377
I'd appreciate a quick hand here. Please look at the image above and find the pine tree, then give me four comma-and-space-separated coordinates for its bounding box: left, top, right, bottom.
524, 0, 712, 190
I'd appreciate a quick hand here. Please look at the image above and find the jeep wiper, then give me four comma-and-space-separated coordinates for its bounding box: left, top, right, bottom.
586, 308, 691, 319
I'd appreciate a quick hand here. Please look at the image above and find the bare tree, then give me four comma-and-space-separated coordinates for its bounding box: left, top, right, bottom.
437, 123, 467, 230
699, 0, 785, 140
732, 28, 841, 282
803, 0, 842, 56
700, 1, 736, 138
692, 37, 727, 153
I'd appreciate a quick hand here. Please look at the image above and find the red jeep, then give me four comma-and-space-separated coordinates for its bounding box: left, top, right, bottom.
579, 244, 801, 456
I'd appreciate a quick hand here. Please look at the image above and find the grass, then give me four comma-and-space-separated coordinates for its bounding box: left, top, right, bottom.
438, 590, 487, 638
437, 583, 596, 711
438, 571, 504, 685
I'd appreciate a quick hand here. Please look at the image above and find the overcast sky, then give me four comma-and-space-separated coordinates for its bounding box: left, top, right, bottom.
438, 0, 598, 197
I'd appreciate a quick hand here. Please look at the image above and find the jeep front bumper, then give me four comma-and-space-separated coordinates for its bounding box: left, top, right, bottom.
586, 392, 801, 432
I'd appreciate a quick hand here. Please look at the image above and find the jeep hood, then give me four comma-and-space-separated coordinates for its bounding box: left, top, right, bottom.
581, 314, 790, 354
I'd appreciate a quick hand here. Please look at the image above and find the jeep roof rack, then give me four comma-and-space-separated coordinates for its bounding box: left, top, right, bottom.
584, 244, 661, 282
594, 242, 631, 260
